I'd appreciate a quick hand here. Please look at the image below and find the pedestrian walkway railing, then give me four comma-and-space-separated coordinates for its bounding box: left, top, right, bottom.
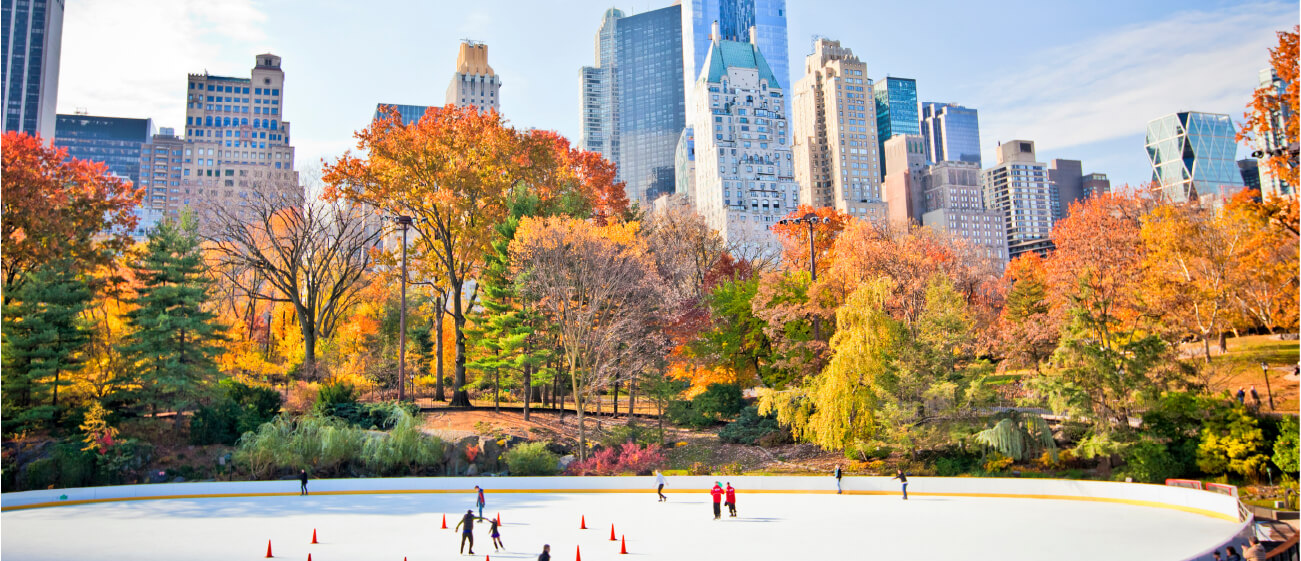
1265, 534, 1299, 561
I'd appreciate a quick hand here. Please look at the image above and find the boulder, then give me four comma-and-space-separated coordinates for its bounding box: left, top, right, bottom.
558, 455, 576, 471
466, 463, 479, 476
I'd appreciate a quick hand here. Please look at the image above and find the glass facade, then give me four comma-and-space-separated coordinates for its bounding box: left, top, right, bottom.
1145, 111, 1243, 203
873, 77, 919, 178
920, 102, 981, 167
579, 9, 622, 162
2, 0, 63, 138
1256, 68, 1293, 197
682, 0, 788, 119
374, 103, 431, 126
54, 114, 153, 188
616, 5, 686, 203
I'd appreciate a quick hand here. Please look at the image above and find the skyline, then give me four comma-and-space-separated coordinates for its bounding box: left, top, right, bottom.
54, 0, 1297, 189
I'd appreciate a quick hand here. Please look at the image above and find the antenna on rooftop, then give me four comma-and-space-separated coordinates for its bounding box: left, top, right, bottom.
461, 38, 483, 47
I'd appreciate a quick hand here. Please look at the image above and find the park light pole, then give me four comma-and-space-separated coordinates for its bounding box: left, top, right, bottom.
778, 212, 829, 339
393, 215, 414, 402
1259, 361, 1275, 411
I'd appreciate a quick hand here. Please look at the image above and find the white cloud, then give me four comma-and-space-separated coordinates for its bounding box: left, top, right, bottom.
972, 2, 1295, 164
57, 0, 269, 130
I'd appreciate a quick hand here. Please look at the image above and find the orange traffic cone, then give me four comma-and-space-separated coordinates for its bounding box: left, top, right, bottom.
311, 529, 318, 544
307, 555, 312, 561
609, 524, 617, 541
265, 540, 273, 558
496, 512, 501, 525
580, 515, 587, 529
620, 535, 628, 554
442, 513, 448, 529
576, 545, 582, 561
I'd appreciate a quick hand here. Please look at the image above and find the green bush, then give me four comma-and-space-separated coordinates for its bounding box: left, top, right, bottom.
693, 384, 745, 420
190, 380, 283, 445
1121, 438, 1184, 483
602, 422, 657, 447
503, 442, 561, 476
718, 405, 783, 445
234, 409, 443, 479
1274, 416, 1299, 475
1197, 404, 1269, 479
932, 454, 978, 476
665, 400, 714, 428
314, 382, 358, 415
843, 440, 892, 461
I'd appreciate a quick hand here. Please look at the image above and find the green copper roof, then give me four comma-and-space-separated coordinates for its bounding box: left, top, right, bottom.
703, 40, 780, 89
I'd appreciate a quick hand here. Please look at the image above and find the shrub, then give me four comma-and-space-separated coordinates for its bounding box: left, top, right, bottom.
567, 443, 666, 476
602, 422, 657, 447
982, 452, 1014, 472
718, 405, 783, 445
933, 455, 977, 476
314, 382, 358, 415
1273, 416, 1299, 475
1197, 405, 1269, 479
665, 400, 713, 428
1120, 438, 1183, 483
234, 409, 443, 479
693, 384, 745, 421
190, 380, 284, 445
503, 442, 561, 476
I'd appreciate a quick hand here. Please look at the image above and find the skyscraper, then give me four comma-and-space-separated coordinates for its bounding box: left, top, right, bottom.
873, 77, 919, 178
615, 5, 686, 203
580, 8, 621, 157
1081, 173, 1111, 199
920, 102, 981, 166
681, 0, 789, 121
1145, 111, 1244, 204
689, 23, 794, 255
374, 103, 432, 126
1048, 158, 1082, 220
445, 41, 500, 114
982, 140, 1057, 260
791, 38, 884, 222
181, 54, 300, 225
920, 160, 1008, 268
1238, 158, 1261, 191
1253, 68, 1293, 198
54, 114, 153, 188
881, 134, 926, 227
136, 127, 185, 238
3, 0, 63, 139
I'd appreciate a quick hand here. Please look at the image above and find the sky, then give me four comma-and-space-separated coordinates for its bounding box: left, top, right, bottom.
56, 0, 1298, 189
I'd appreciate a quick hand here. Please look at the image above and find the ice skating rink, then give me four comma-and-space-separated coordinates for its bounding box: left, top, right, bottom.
1, 476, 1248, 560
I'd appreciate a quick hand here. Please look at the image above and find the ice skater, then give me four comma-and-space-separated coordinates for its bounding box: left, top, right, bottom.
486, 516, 504, 551
710, 481, 724, 520
655, 470, 668, 502
538, 544, 551, 561
833, 464, 843, 494
725, 482, 737, 517
474, 485, 486, 518
454, 509, 479, 554
892, 469, 908, 500
299, 469, 309, 495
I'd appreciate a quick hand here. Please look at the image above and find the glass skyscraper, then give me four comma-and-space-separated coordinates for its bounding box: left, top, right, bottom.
2, 0, 64, 139
681, 0, 788, 121
1145, 111, 1244, 203
54, 114, 153, 187
873, 77, 919, 178
374, 103, 431, 126
616, 5, 686, 203
920, 102, 981, 167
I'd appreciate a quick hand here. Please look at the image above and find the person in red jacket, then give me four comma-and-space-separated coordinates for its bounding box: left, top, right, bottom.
710, 482, 724, 520
725, 482, 737, 517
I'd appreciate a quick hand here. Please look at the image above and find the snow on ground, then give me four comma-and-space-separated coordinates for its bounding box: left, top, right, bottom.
1, 488, 1241, 560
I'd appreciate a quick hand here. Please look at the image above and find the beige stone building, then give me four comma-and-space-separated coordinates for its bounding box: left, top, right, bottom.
791, 38, 885, 223
179, 53, 301, 226
446, 41, 501, 113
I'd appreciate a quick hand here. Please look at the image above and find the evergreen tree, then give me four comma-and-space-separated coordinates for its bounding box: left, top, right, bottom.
119, 213, 223, 419
1, 260, 92, 425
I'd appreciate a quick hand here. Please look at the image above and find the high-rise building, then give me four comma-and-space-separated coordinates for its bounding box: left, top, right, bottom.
881, 134, 926, 227
374, 103, 431, 126
616, 5, 686, 203
54, 114, 153, 188
1081, 172, 1111, 199
675, 126, 696, 200
982, 140, 1057, 260
1145, 111, 1244, 204
681, 0, 789, 122
445, 41, 500, 114
1048, 159, 1082, 220
2, 0, 63, 139
920, 160, 1008, 268
580, 8, 622, 157
873, 77, 919, 178
1238, 158, 1261, 191
136, 127, 185, 237
181, 54, 300, 225
689, 24, 794, 255
791, 38, 884, 222
920, 102, 981, 166
1254, 68, 1293, 197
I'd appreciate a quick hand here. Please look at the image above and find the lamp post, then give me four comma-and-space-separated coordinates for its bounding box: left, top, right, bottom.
393, 215, 414, 402
777, 212, 829, 339
1259, 361, 1275, 411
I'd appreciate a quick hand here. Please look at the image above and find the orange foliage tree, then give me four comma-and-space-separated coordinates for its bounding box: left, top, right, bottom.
770, 205, 851, 274
1238, 26, 1298, 189
324, 105, 627, 406
1, 132, 142, 293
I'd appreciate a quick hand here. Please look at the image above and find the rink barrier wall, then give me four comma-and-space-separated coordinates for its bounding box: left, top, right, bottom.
0, 475, 1245, 522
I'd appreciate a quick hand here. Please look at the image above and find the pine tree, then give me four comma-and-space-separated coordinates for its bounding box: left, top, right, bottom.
1, 260, 92, 425
119, 213, 223, 420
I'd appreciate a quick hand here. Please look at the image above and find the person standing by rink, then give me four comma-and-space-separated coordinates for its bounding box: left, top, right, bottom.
655, 470, 668, 502
833, 464, 843, 494
454, 509, 479, 555
710, 482, 724, 519
475, 485, 486, 518
299, 469, 309, 496
892, 469, 908, 500
538, 544, 552, 561
725, 482, 737, 517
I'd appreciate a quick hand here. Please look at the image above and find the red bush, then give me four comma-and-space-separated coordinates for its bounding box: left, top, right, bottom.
567, 443, 665, 476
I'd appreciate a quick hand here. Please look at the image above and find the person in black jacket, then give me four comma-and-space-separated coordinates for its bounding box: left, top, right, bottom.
538, 544, 551, 561
298, 469, 308, 495
892, 470, 908, 500
833, 465, 843, 494
454, 510, 480, 554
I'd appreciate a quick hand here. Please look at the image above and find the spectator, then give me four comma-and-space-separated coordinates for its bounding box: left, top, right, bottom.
833, 465, 843, 494
1235, 387, 1246, 405
1242, 537, 1266, 561
299, 469, 309, 496
538, 544, 551, 561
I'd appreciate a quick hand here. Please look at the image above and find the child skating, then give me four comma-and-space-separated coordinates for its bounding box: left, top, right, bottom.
487, 516, 504, 551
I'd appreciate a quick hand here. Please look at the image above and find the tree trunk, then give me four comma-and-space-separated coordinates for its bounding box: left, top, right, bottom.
1217, 331, 1228, 354
629, 378, 636, 419
522, 363, 532, 422
450, 283, 471, 407
613, 379, 619, 418
1202, 334, 1213, 363
435, 297, 445, 401
494, 367, 500, 414
298, 307, 318, 379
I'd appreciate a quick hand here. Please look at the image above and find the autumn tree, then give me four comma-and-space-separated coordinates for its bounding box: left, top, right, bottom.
1, 259, 93, 426
770, 205, 852, 275
324, 105, 626, 406
994, 253, 1059, 372
511, 216, 662, 459
1237, 26, 1298, 189
1, 131, 141, 296
205, 191, 382, 378
1224, 192, 1300, 332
